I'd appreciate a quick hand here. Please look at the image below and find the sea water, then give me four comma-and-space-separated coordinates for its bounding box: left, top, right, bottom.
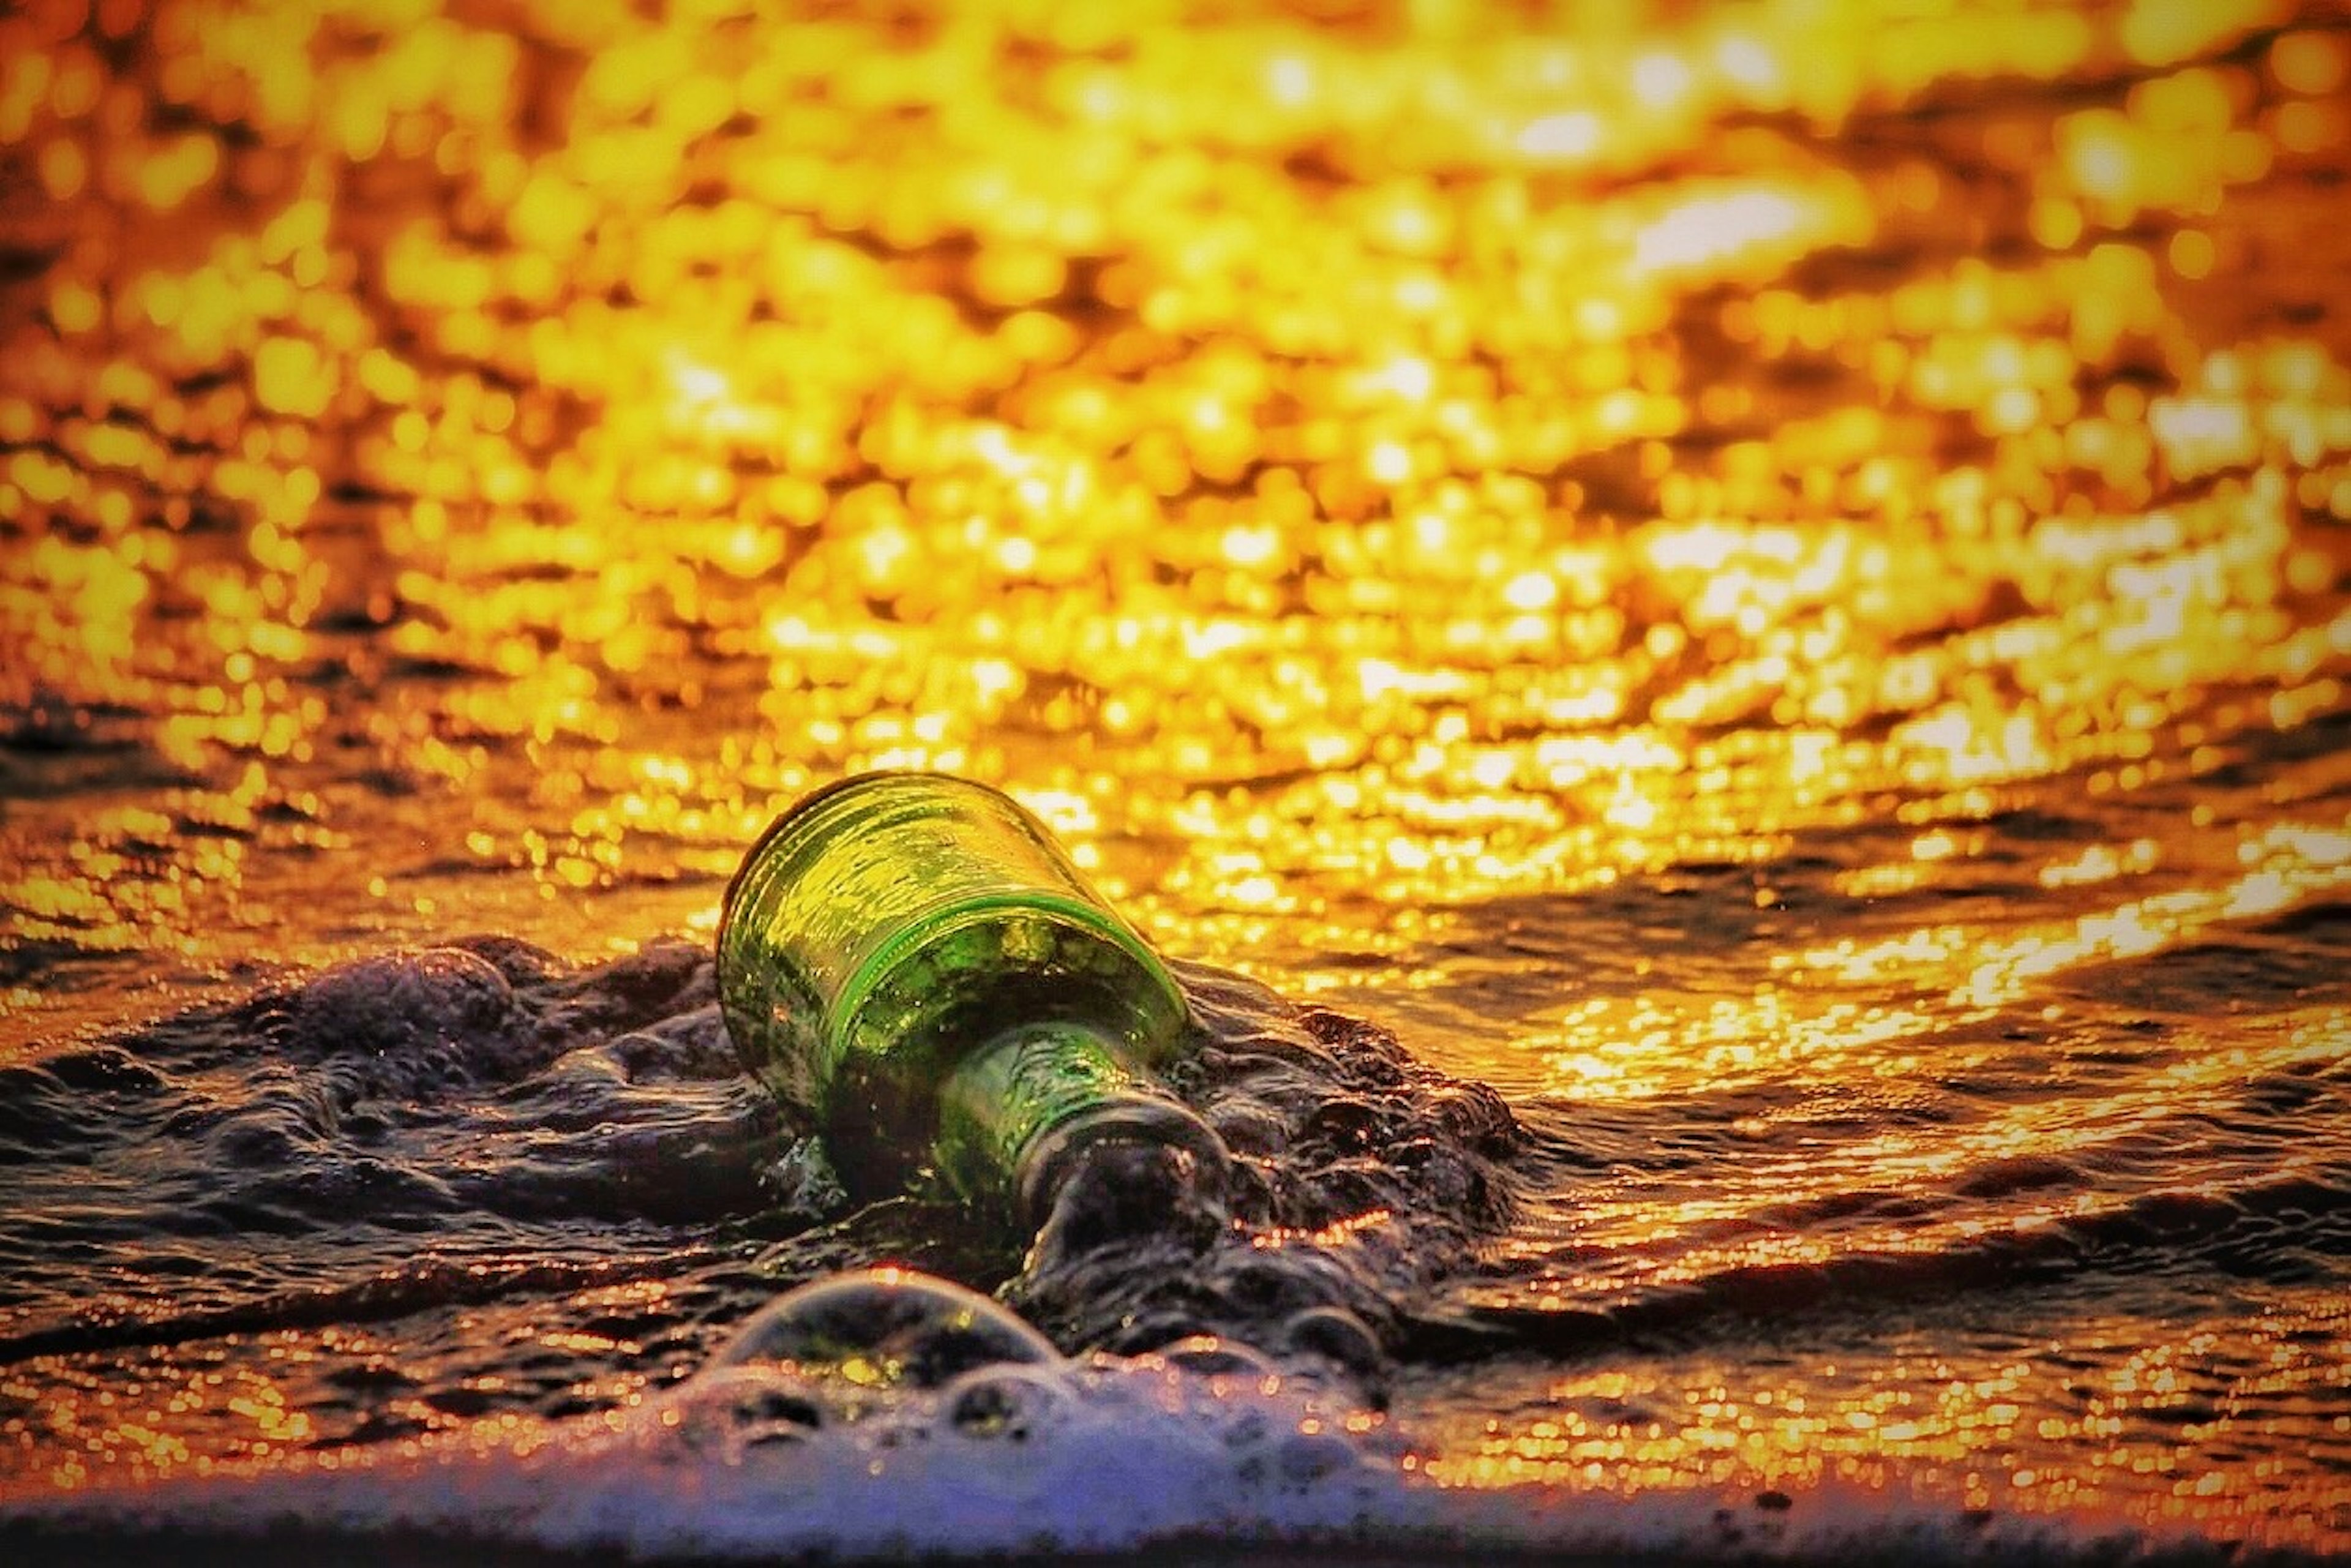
4, 0, 2349, 1561
13, 948, 2332, 1562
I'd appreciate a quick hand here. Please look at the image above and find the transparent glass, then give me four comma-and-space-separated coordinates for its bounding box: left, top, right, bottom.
718, 772, 1204, 1213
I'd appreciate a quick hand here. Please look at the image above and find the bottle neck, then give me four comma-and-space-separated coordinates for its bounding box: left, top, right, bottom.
936, 1021, 1231, 1231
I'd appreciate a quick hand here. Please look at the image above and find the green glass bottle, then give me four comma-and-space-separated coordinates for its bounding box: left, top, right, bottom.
718, 771, 1226, 1228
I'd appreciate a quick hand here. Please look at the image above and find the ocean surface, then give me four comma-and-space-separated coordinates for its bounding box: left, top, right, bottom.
4, 0, 2350, 1560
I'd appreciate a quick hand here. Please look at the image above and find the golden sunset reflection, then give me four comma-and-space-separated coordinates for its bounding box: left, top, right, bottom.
4, 0, 2349, 1550
1422, 1291, 2350, 1532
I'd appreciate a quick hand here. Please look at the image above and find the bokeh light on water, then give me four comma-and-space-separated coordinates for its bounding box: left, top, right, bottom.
3, 0, 2349, 1551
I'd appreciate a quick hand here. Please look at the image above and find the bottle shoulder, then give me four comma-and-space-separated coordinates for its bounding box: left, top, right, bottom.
835, 899, 1190, 1076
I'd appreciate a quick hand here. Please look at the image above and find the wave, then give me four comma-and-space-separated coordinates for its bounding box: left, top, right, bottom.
1, 1268, 2302, 1568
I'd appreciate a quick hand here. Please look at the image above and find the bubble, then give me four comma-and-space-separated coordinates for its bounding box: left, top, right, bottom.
942, 1364, 1075, 1442
1282, 1305, 1387, 1388
1273, 1429, 1358, 1486
660, 1366, 825, 1465
1156, 1335, 1280, 1381
713, 1269, 1059, 1395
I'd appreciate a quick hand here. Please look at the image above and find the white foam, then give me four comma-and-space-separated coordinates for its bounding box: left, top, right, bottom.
8, 1351, 2170, 1563
2, 1270, 2178, 1563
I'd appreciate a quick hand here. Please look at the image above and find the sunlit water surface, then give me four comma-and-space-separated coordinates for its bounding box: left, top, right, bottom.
3, 0, 2350, 1559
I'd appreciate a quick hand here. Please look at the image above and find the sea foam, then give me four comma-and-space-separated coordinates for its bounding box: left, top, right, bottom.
3, 1271, 2177, 1566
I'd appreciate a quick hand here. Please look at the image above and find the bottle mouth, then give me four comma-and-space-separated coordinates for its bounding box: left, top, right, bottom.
1014, 1095, 1235, 1235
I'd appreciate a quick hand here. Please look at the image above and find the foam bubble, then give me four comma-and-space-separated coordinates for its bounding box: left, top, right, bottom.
2, 1269, 2177, 1567
711, 1268, 1060, 1388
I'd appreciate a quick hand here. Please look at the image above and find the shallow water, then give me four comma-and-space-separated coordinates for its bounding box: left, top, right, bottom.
4, 0, 2350, 1559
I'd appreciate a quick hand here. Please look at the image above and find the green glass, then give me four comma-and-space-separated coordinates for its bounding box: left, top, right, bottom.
718, 771, 1222, 1225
